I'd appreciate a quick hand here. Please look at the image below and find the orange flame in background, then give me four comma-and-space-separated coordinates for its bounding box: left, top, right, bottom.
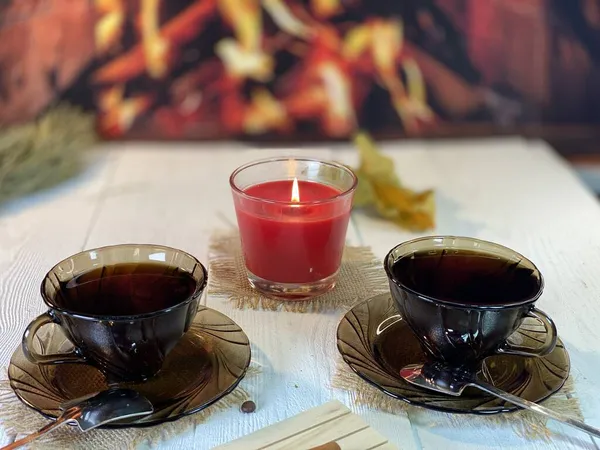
91, 0, 435, 138
342, 22, 372, 62
311, 0, 343, 19
218, 0, 261, 51
371, 20, 432, 133
93, 0, 217, 84
216, 0, 275, 82
140, 0, 170, 79
317, 61, 356, 136
94, 0, 124, 54
291, 177, 300, 202
243, 88, 291, 134
215, 39, 274, 82
263, 0, 312, 39
341, 18, 433, 134
97, 86, 153, 138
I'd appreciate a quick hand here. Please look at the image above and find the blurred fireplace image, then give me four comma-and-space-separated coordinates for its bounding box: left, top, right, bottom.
0, 0, 599, 140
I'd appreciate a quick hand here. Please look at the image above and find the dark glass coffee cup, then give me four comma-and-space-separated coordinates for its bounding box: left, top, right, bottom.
22, 244, 208, 382
384, 236, 557, 367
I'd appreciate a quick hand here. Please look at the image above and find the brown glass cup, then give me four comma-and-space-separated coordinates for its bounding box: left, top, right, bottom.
384, 236, 557, 367
22, 244, 208, 382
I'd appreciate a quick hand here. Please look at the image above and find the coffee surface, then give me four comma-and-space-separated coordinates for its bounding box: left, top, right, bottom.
55, 263, 197, 316
391, 249, 540, 305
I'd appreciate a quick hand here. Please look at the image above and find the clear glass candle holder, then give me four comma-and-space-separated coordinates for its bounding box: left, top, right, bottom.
230, 157, 357, 300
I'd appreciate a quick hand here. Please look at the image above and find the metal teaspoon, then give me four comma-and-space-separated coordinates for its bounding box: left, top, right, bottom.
1, 388, 153, 450
401, 362, 600, 439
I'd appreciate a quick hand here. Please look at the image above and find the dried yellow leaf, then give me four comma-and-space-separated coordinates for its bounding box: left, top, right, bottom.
372, 183, 435, 231
352, 169, 376, 207
354, 132, 400, 186
351, 131, 435, 231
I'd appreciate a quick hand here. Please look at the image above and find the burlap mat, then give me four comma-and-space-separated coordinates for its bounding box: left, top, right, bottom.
332, 360, 582, 440
208, 231, 389, 312
0, 366, 259, 450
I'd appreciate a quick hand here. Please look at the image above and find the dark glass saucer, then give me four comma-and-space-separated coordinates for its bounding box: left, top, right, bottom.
9, 306, 251, 426
337, 293, 570, 414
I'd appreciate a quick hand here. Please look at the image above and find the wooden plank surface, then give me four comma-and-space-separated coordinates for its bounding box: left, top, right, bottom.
215, 400, 394, 450
0, 138, 599, 450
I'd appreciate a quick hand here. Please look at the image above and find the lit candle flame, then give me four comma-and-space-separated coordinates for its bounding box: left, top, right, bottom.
291, 177, 300, 202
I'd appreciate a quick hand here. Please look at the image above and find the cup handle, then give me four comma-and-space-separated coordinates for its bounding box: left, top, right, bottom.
22, 312, 87, 365
496, 308, 557, 358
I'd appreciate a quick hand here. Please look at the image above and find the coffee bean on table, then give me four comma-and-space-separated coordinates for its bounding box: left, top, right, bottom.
241, 400, 256, 413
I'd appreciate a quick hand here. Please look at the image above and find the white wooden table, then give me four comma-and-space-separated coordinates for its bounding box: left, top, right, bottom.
0, 137, 599, 449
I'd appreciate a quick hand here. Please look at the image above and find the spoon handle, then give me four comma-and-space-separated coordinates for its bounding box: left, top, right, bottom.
473, 381, 600, 439
0, 407, 81, 450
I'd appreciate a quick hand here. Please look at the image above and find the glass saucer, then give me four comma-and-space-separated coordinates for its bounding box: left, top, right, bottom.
9, 306, 251, 426
337, 293, 570, 414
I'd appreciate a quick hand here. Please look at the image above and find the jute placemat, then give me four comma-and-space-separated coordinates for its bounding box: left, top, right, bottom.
332, 360, 582, 440
0, 366, 259, 450
208, 231, 389, 312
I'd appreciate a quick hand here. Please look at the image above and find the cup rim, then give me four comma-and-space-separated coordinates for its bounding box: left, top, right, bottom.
384, 236, 545, 310
229, 157, 358, 206
39, 244, 208, 321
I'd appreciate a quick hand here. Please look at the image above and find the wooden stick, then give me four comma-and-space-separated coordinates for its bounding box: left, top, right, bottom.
308, 442, 342, 450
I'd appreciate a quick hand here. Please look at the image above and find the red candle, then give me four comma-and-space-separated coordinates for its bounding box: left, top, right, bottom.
236, 180, 350, 283
230, 158, 357, 299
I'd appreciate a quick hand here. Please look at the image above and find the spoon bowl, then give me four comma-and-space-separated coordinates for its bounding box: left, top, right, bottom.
61, 388, 154, 431
400, 362, 478, 397
1, 388, 153, 450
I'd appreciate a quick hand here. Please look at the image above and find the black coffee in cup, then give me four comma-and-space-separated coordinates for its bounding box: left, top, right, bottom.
391, 248, 540, 307
56, 263, 198, 316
